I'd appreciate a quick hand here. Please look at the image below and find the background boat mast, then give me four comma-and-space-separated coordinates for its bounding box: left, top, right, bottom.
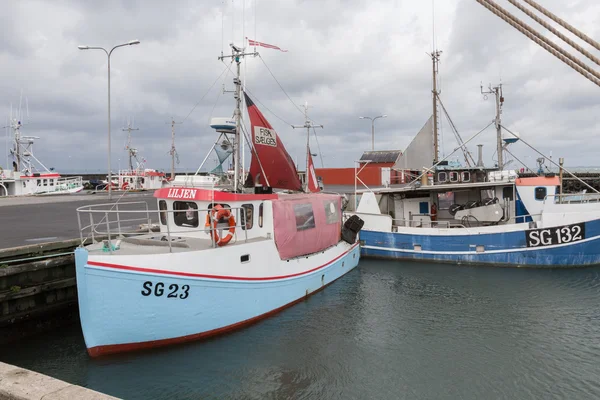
430, 50, 441, 164
122, 118, 139, 171
166, 117, 181, 180
292, 102, 323, 192
219, 43, 257, 192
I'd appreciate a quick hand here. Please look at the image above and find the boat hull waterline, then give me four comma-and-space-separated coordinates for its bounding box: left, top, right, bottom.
360, 219, 600, 267
75, 242, 360, 357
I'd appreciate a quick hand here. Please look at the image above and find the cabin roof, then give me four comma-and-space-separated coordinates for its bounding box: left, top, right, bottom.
359, 150, 402, 164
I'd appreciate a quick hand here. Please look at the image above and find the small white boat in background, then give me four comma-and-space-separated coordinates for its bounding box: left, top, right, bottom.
0, 117, 83, 197
108, 120, 166, 191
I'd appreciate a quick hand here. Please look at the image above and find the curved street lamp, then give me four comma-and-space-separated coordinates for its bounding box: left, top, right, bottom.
78, 40, 140, 199
359, 114, 387, 151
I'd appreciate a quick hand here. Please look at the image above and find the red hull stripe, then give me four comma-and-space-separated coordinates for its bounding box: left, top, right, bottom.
87, 243, 358, 281
87, 268, 350, 358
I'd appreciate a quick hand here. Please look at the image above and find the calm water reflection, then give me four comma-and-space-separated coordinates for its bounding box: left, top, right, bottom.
3, 259, 600, 399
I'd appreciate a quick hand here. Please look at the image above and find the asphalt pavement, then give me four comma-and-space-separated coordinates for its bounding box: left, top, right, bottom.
0, 191, 158, 249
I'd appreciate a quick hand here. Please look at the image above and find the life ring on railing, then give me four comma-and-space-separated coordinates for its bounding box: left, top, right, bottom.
204, 205, 236, 246
121, 182, 129, 191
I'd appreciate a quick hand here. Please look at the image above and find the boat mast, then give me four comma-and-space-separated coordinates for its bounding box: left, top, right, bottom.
430, 50, 441, 164
167, 118, 181, 180
481, 83, 504, 169
292, 102, 323, 192
218, 44, 258, 192
122, 119, 139, 171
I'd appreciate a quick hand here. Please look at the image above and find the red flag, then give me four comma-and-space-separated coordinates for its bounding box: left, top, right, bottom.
244, 93, 302, 191
247, 38, 288, 52
306, 147, 320, 193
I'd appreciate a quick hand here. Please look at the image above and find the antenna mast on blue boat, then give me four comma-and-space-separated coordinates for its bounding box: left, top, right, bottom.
429, 50, 442, 164
481, 83, 504, 170
218, 43, 258, 192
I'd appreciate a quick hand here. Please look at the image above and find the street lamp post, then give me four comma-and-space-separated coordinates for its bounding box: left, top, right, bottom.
78, 40, 140, 200
359, 114, 387, 151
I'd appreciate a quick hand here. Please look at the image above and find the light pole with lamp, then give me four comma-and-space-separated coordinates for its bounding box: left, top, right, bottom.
359, 114, 387, 151
78, 40, 140, 199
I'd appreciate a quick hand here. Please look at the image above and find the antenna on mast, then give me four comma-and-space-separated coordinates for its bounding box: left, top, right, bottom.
218, 42, 258, 192
165, 117, 182, 180
292, 102, 323, 192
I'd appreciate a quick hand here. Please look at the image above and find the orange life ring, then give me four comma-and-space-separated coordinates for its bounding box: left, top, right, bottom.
205, 205, 236, 246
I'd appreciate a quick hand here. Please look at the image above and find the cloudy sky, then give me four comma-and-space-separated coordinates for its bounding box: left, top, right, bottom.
1, 0, 599, 175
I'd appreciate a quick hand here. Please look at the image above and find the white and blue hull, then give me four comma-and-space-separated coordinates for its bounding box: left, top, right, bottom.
360, 219, 600, 267
75, 242, 360, 357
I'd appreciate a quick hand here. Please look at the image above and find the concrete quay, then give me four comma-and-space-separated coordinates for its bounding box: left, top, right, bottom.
0, 191, 157, 250
0, 362, 118, 400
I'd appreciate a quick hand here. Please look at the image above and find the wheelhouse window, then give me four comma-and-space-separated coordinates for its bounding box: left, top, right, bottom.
535, 187, 547, 201
324, 200, 340, 224
461, 171, 470, 182
480, 189, 495, 201
294, 203, 315, 231
159, 200, 168, 225
174, 201, 199, 227
437, 192, 454, 209
259, 203, 264, 227
449, 171, 459, 182
43, 179, 47, 186
241, 204, 254, 230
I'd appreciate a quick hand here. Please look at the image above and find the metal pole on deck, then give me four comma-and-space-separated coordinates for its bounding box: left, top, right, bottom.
559, 157, 564, 202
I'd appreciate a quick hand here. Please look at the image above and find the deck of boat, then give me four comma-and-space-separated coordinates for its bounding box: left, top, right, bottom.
85, 233, 269, 256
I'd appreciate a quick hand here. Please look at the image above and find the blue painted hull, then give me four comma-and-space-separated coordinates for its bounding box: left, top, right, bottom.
360, 219, 600, 267
75, 244, 360, 357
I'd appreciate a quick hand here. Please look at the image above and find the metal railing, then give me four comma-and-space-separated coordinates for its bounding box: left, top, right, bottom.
546, 192, 600, 204
76, 201, 250, 253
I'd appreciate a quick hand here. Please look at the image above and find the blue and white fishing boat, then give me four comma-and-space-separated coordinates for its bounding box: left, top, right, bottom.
348, 52, 600, 268
74, 44, 362, 357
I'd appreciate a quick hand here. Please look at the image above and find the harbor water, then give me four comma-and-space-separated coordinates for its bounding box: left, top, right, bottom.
3, 258, 600, 399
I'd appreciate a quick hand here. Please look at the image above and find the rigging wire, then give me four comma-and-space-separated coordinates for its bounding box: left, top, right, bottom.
257, 54, 318, 122
243, 86, 294, 126
312, 126, 325, 168
504, 147, 538, 176
180, 62, 231, 124
411, 120, 495, 185
501, 125, 600, 194
437, 95, 476, 166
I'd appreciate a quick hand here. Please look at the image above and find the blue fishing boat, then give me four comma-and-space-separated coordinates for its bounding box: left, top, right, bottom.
349, 52, 600, 268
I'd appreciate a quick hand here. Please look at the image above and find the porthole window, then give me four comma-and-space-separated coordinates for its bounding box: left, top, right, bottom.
535, 187, 547, 201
